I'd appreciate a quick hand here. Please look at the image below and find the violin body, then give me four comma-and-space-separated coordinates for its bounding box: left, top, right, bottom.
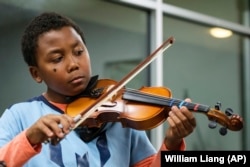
66, 79, 173, 130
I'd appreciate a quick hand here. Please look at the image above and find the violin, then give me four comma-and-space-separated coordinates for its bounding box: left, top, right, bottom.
66, 36, 243, 134
66, 78, 243, 135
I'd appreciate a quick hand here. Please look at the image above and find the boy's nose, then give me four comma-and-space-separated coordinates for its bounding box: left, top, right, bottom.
67, 56, 79, 72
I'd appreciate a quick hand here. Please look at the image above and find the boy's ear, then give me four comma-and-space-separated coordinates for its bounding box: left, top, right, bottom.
29, 66, 43, 83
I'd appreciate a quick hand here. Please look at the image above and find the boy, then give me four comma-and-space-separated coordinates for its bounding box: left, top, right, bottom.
0, 12, 196, 167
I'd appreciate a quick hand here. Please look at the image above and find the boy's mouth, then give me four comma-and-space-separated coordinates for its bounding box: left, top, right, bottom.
70, 76, 84, 84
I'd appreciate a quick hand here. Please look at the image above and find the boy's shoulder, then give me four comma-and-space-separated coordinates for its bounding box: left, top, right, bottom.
7, 95, 45, 110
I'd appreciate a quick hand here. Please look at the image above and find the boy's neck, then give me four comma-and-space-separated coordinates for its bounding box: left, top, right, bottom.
42, 92, 69, 104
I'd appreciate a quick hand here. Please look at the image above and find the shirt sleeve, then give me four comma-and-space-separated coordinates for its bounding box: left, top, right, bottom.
131, 139, 186, 167
0, 130, 41, 167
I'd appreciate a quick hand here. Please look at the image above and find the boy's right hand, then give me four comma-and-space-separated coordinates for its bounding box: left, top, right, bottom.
25, 114, 75, 145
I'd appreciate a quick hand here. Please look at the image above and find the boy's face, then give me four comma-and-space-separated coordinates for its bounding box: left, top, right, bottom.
30, 26, 91, 102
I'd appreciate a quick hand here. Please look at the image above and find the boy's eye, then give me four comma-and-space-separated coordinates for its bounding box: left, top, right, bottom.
74, 49, 83, 56
52, 56, 63, 63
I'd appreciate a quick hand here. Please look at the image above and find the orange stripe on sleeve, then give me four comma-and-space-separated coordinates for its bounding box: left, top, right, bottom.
0, 130, 41, 167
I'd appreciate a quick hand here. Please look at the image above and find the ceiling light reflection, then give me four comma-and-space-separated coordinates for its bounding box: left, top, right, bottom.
210, 27, 232, 38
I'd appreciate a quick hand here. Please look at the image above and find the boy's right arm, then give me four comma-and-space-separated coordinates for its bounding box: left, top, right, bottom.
0, 130, 41, 167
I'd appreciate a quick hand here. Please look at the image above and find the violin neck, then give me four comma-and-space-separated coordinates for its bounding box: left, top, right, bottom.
123, 88, 210, 114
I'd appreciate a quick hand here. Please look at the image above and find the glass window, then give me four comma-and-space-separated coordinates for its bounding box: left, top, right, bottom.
164, 0, 241, 23
163, 16, 243, 150
0, 0, 148, 114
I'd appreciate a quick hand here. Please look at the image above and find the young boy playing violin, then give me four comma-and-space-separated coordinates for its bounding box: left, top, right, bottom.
0, 12, 196, 167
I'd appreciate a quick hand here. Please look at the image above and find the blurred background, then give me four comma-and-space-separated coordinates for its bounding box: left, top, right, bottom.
0, 0, 249, 150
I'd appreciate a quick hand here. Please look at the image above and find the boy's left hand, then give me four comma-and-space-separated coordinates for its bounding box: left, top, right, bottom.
164, 98, 196, 150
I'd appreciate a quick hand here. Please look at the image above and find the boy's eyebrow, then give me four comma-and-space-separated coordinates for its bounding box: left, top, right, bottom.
71, 40, 84, 48
47, 40, 83, 55
71, 41, 79, 48
47, 48, 63, 56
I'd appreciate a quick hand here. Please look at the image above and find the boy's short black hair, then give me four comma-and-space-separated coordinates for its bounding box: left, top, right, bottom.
21, 12, 86, 66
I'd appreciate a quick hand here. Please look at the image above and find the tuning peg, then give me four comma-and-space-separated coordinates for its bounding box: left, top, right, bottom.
214, 101, 222, 110
208, 120, 217, 129
225, 108, 233, 116
219, 127, 227, 135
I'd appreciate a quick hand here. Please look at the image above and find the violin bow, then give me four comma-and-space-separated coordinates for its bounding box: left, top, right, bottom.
72, 37, 175, 129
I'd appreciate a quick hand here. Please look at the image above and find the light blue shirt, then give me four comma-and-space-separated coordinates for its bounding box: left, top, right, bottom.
0, 95, 156, 167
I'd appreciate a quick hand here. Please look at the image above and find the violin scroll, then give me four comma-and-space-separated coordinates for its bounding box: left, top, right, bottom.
207, 104, 243, 135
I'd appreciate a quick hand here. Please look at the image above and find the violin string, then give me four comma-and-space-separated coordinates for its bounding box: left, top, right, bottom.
124, 88, 210, 113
